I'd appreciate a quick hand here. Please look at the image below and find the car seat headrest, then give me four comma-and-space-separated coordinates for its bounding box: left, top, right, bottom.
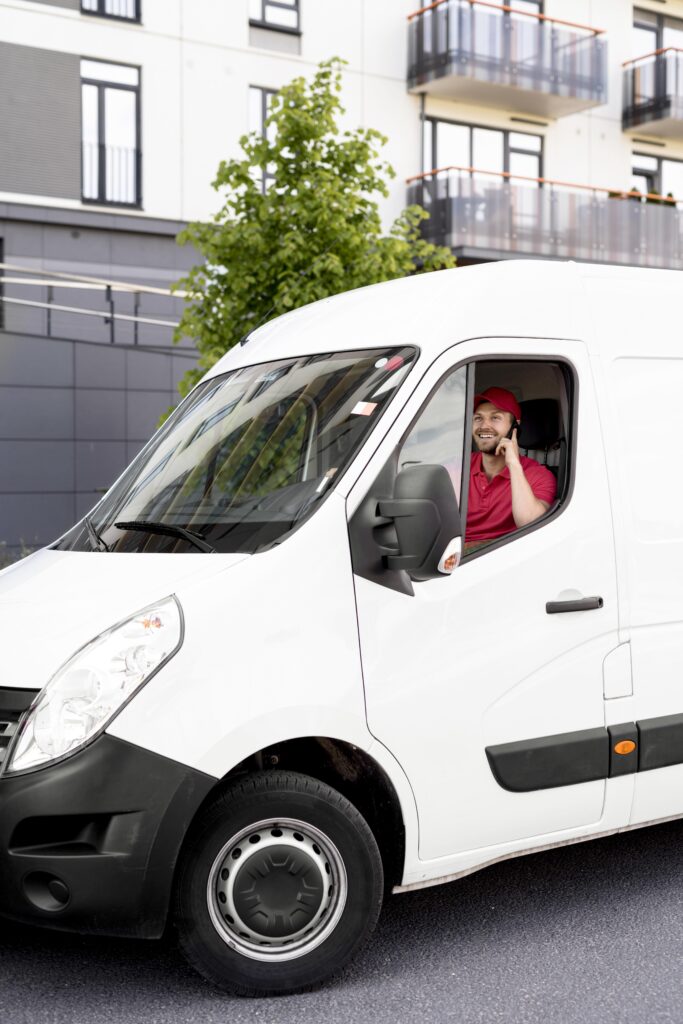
517, 399, 560, 450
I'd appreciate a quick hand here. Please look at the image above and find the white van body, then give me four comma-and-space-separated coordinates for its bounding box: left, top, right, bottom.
1, 259, 682, 994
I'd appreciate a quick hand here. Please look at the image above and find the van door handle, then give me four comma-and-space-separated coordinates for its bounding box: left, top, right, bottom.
546, 596, 604, 614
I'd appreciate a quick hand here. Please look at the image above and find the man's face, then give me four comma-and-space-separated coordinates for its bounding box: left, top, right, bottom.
472, 402, 515, 454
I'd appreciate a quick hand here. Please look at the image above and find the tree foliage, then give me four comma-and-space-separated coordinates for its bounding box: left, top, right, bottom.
174, 58, 455, 398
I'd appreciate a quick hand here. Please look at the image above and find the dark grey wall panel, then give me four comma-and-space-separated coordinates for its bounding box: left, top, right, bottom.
0, 334, 73, 387
75, 389, 126, 440
172, 355, 193, 390
0, 213, 198, 555
75, 344, 126, 389
31, 1, 80, 8
126, 439, 144, 464
0, 43, 81, 200
126, 348, 172, 391
75, 441, 127, 492
2, 493, 75, 550
0, 386, 73, 439
75, 492, 96, 521
44, 225, 113, 264
127, 389, 172, 440
0, 440, 74, 491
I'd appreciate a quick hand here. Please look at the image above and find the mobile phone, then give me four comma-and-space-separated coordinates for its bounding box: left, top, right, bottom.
505, 419, 519, 441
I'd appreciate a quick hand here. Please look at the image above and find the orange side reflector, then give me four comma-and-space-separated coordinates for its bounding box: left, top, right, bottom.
614, 739, 636, 756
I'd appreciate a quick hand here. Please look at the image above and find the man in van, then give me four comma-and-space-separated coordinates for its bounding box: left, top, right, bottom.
465, 387, 556, 550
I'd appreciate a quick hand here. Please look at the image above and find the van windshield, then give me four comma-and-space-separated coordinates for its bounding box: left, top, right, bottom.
55, 347, 416, 554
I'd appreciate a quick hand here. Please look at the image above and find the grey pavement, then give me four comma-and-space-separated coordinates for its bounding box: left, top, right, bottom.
2, 819, 682, 1024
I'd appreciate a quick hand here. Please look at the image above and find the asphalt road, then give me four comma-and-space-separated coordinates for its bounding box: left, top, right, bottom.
2, 820, 682, 1024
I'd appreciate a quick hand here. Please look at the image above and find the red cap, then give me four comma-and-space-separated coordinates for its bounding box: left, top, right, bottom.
473, 387, 521, 423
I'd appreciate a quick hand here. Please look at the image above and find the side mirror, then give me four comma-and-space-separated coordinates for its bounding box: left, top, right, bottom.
378, 464, 462, 582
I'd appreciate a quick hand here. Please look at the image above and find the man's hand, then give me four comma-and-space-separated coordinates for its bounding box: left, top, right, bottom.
495, 427, 521, 468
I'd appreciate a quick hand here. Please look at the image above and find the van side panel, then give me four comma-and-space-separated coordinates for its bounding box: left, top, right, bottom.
583, 272, 683, 825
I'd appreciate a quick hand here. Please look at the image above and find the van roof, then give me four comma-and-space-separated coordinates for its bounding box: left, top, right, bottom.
205, 259, 683, 377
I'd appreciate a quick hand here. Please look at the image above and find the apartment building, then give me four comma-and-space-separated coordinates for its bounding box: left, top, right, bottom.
0, 0, 681, 557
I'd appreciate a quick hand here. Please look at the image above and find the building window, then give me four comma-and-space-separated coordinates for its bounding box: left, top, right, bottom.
249, 0, 300, 34
508, 1, 543, 14
633, 7, 683, 54
81, 0, 141, 22
632, 153, 683, 201
81, 60, 141, 207
423, 119, 543, 183
249, 85, 278, 191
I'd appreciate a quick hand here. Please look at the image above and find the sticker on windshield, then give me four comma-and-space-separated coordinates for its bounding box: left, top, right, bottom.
351, 402, 378, 417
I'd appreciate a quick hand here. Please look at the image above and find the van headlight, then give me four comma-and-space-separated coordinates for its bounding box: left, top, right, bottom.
7, 596, 183, 774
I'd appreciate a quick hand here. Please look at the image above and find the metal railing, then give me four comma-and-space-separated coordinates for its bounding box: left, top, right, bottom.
407, 0, 606, 104
623, 47, 683, 129
407, 167, 683, 269
0, 262, 195, 352
82, 142, 141, 207
81, 0, 141, 21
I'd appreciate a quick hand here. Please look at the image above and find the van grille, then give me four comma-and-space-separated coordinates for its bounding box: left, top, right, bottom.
0, 688, 38, 768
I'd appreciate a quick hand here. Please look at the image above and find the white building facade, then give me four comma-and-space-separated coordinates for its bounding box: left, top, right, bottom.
0, 0, 681, 555
2, 1, 683, 244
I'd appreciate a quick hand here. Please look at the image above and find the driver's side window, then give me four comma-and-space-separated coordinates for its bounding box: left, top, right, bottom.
398, 358, 570, 561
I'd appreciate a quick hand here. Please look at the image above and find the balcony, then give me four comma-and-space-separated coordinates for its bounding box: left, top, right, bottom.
407, 0, 607, 118
407, 167, 683, 269
623, 48, 683, 137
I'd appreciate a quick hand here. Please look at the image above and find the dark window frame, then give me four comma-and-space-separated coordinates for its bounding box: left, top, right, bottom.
508, 1, 544, 14
81, 0, 141, 23
632, 152, 659, 195
81, 60, 142, 209
632, 151, 683, 199
249, 0, 301, 36
419, 0, 543, 10
424, 116, 544, 183
632, 7, 683, 52
250, 84, 278, 194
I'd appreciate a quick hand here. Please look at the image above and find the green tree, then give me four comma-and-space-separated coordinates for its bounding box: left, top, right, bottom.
173, 58, 455, 398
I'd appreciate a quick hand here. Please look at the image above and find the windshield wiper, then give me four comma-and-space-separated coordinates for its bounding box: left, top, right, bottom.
114, 520, 216, 553
84, 514, 109, 552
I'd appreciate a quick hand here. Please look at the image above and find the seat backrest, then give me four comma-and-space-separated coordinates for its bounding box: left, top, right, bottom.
517, 398, 566, 493
517, 398, 560, 451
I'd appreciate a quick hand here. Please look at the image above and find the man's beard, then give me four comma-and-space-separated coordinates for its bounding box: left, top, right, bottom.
474, 433, 502, 455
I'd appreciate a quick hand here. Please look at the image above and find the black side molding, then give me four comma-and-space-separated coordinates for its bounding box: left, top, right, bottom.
637, 714, 683, 772
487, 713, 683, 793
486, 728, 608, 793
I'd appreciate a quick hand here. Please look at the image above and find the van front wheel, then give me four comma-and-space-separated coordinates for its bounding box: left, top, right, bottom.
175, 771, 384, 996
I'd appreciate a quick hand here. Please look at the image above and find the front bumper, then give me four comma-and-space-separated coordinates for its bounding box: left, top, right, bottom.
0, 735, 215, 938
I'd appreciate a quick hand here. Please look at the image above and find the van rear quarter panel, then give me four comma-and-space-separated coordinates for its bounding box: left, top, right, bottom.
582, 269, 683, 824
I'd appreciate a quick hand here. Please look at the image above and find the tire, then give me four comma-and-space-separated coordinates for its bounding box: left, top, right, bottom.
175, 771, 384, 996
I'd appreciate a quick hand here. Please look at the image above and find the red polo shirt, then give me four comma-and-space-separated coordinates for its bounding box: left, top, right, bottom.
465, 452, 557, 542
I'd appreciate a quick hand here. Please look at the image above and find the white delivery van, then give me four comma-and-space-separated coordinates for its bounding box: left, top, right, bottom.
1, 260, 682, 995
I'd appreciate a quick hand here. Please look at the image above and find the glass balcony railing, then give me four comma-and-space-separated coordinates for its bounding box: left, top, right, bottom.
407, 167, 683, 270
623, 48, 683, 136
407, 0, 607, 118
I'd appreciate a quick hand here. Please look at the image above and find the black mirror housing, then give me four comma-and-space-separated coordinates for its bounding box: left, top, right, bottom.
378, 464, 462, 582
